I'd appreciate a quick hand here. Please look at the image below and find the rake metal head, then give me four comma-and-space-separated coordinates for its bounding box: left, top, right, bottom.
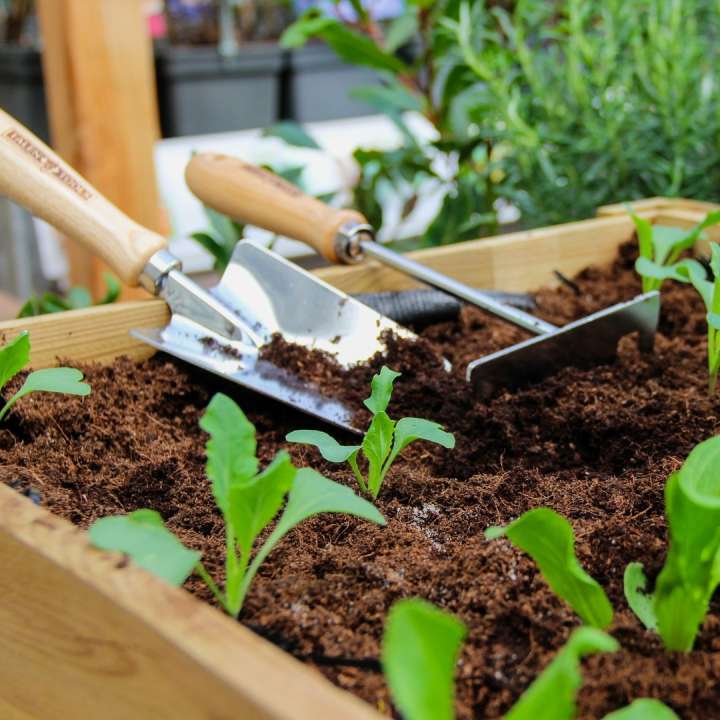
466, 291, 660, 397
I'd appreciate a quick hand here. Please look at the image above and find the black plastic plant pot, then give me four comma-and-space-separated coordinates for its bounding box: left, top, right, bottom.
283, 42, 379, 123
0, 45, 49, 141
155, 43, 284, 137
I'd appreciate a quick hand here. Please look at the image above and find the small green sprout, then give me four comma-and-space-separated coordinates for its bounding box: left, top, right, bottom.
287, 366, 455, 498
485, 508, 613, 628
382, 598, 672, 720
18, 272, 120, 317
382, 599, 466, 720
624, 435, 720, 651
505, 626, 619, 720
0, 331, 91, 421
90, 392, 385, 618
630, 206, 720, 293
603, 700, 678, 719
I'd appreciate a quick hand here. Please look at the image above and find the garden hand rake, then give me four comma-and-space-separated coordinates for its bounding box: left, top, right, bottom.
186, 154, 660, 396
0, 109, 424, 432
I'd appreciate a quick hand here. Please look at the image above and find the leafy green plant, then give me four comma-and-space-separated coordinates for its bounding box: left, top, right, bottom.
624, 435, 720, 651
286, 366, 454, 498
449, 0, 720, 227
630, 208, 720, 293
18, 272, 120, 318
383, 597, 674, 719
485, 507, 613, 628
382, 598, 466, 720
0, 331, 91, 421
281, 2, 500, 248
90, 392, 385, 618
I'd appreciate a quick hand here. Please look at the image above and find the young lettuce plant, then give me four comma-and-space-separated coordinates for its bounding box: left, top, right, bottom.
624, 435, 720, 651
630, 206, 720, 294
485, 507, 614, 629
0, 331, 91, 421
382, 598, 676, 720
286, 366, 455, 499
90, 392, 385, 618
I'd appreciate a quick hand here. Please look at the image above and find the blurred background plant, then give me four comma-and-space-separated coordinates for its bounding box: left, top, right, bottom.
17, 273, 120, 318
447, 0, 720, 227
282, 0, 720, 238
281, 0, 505, 249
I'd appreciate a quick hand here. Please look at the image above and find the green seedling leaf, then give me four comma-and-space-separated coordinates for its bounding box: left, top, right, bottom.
263, 121, 321, 149
628, 208, 653, 261
363, 411, 396, 497
228, 451, 296, 556
506, 627, 619, 720
200, 393, 258, 513
285, 429, 360, 462
634, 257, 690, 283
603, 699, 679, 719
486, 508, 613, 628
238, 468, 385, 603
391, 417, 456, 456
651, 226, 694, 266
89, 509, 200, 586
0, 331, 29, 391
653, 436, 720, 650
623, 562, 657, 631
364, 366, 402, 414
382, 598, 466, 720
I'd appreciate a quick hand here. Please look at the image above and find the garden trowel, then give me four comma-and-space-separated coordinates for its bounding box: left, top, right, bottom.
0, 109, 422, 432
185, 154, 660, 396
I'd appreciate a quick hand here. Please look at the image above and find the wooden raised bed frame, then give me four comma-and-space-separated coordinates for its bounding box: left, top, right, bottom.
0, 197, 716, 719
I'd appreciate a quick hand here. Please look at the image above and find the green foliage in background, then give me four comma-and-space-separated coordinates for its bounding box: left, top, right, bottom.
283, 0, 720, 238
18, 272, 121, 318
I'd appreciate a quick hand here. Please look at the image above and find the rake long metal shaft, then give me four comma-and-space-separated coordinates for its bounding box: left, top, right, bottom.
361, 240, 557, 335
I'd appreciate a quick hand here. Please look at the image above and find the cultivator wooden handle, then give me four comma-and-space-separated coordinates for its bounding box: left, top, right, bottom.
0, 108, 166, 285
186, 153, 369, 264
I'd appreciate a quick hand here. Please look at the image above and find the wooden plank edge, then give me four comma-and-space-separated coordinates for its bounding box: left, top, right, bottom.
597, 196, 720, 217
0, 483, 382, 720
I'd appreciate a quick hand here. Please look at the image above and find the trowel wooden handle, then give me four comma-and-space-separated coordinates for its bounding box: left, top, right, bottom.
0, 109, 166, 285
186, 153, 369, 264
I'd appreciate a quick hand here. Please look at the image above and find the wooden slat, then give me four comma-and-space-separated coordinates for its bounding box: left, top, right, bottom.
0, 301, 169, 369
598, 196, 720, 217
0, 484, 381, 720
36, 0, 162, 300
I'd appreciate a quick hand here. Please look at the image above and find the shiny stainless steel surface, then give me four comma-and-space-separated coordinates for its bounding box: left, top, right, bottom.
133, 241, 420, 433
361, 239, 556, 335
467, 291, 660, 397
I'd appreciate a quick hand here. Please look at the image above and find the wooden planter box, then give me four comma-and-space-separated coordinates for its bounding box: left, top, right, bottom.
0, 198, 715, 719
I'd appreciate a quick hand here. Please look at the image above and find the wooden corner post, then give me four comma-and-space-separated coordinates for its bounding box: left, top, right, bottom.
36, 0, 163, 300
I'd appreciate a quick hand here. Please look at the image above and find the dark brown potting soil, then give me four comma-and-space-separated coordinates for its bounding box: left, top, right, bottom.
3, 239, 720, 718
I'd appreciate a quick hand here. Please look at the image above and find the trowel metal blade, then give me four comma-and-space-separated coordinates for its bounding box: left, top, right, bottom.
467, 291, 660, 398
131, 241, 423, 434
131, 318, 361, 433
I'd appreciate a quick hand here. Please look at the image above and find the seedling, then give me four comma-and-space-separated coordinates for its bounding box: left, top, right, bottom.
485, 507, 613, 628
382, 598, 466, 720
287, 367, 455, 498
382, 598, 673, 719
0, 331, 90, 421
624, 435, 720, 651
629, 207, 720, 293
90, 392, 385, 618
